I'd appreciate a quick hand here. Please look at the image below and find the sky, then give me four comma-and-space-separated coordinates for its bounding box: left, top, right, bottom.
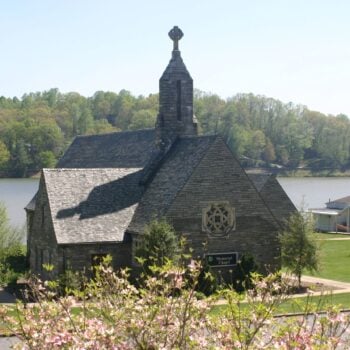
1, 0, 350, 116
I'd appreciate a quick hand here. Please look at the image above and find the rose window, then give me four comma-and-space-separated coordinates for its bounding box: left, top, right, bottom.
202, 202, 235, 236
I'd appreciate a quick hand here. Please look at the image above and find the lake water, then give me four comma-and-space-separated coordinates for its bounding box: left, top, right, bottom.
277, 177, 350, 210
0, 177, 349, 228
0, 179, 39, 228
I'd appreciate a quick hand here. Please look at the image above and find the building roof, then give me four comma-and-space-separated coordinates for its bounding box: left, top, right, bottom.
43, 168, 144, 244
36, 135, 297, 243
247, 173, 270, 192
24, 192, 37, 211
248, 172, 297, 224
129, 135, 217, 232
26, 129, 157, 212
57, 129, 156, 168
328, 196, 350, 206
42, 135, 217, 242
309, 208, 341, 216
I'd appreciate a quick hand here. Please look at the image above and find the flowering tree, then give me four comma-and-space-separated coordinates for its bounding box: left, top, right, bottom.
0, 257, 350, 349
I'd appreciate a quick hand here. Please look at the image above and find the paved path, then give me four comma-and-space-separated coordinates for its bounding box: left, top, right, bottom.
0, 336, 19, 350
285, 274, 350, 298
317, 237, 350, 240
0, 289, 16, 304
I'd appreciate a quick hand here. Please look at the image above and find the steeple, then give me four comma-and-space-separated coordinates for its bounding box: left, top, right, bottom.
156, 26, 198, 150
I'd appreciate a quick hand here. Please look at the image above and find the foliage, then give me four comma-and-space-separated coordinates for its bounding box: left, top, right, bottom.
136, 219, 180, 270
1, 88, 350, 177
231, 253, 259, 292
280, 211, 319, 288
0, 202, 26, 286
1, 258, 350, 349
0, 141, 10, 169
196, 260, 218, 296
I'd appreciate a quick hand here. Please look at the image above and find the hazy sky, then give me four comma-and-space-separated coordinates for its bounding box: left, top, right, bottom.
1, 0, 349, 116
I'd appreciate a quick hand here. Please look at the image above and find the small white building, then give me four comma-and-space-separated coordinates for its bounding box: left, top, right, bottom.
310, 196, 350, 233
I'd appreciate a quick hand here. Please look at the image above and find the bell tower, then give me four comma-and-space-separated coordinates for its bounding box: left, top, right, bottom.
156, 26, 198, 150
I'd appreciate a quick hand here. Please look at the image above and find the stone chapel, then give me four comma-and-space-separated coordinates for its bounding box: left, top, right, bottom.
25, 26, 296, 280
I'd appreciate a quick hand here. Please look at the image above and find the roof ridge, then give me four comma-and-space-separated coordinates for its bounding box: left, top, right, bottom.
45, 167, 143, 172
329, 195, 350, 203
73, 128, 155, 139
179, 134, 218, 140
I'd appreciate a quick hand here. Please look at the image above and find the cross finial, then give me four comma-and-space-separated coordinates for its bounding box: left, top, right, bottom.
168, 26, 183, 51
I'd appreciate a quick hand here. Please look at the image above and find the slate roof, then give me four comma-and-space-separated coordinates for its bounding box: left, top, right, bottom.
248, 172, 296, 224
160, 51, 192, 80
247, 173, 270, 192
24, 192, 37, 211
57, 129, 156, 168
128, 135, 217, 233
43, 168, 144, 244
31, 132, 297, 244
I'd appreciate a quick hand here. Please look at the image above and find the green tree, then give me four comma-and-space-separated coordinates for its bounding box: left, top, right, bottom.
136, 219, 179, 269
246, 129, 266, 160
279, 211, 318, 289
12, 140, 31, 177
0, 202, 26, 286
263, 138, 276, 162
38, 150, 56, 168
128, 109, 156, 130
0, 141, 10, 169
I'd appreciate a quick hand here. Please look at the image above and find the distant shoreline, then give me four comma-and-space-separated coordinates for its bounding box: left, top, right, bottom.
245, 167, 350, 178
1, 168, 350, 179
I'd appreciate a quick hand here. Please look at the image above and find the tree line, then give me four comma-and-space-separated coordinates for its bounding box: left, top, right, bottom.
0, 88, 349, 177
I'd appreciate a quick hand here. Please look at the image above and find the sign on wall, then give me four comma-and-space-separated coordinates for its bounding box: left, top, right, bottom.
205, 252, 238, 267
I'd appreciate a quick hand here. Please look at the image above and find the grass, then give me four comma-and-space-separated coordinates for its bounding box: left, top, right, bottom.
282, 232, 350, 282
211, 233, 350, 318
313, 232, 349, 240
210, 292, 350, 317
305, 237, 350, 282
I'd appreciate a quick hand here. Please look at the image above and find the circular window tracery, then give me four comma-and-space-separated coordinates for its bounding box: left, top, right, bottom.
202, 202, 235, 236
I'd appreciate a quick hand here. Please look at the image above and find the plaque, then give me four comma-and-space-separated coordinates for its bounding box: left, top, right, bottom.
206, 252, 237, 267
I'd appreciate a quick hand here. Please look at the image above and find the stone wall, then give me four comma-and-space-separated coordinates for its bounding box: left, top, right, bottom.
28, 174, 132, 278
57, 242, 132, 275
166, 138, 281, 274
27, 175, 59, 279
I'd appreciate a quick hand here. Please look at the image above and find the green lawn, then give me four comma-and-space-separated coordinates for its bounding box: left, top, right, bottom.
210, 292, 350, 317
211, 234, 350, 317
306, 238, 350, 282
313, 232, 349, 240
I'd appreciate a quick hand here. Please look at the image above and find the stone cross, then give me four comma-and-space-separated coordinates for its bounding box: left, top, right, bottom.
168, 26, 183, 51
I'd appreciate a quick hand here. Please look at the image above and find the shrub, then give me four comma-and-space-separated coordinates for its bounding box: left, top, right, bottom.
231, 253, 259, 292
136, 219, 180, 271
0, 202, 26, 286
196, 261, 217, 296
1, 257, 350, 349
